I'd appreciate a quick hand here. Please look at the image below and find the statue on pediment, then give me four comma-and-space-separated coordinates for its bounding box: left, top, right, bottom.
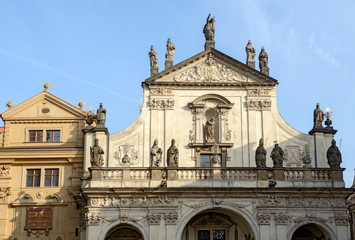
90, 139, 104, 167
271, 143, 284, 168
255, 138, 267, 167
165, 38, 175, 69
150, 139, 162, 167
205, 117, 215, 142
149, 46, 159, 76
167, 139, 179, 167
313, 103, 325, 128
327, 139, 342, 169
96, 103, 106, 128
203, 13, 215, 41
246, 40, 256, 68
259, 47, 269, 75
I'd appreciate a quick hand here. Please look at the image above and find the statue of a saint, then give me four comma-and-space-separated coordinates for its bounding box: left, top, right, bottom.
167, 139, 179, 167
203, 13, 215, 41
150, 139, 162, 167
205, 118, 215, 142
90, 139, 104, 167
149, 46, 158, 68
313, 103, 325, 128
327, 139, 342, 169
96, 103, 106, 128
271, 143, 284, 168
246, 40, 256, 62
258, 47, 268, 69
165, 38, 175, 69
255, 138, 267, 167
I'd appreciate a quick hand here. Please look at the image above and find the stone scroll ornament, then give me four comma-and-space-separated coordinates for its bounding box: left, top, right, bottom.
255, 138, 267, 167
96, 103, 106, 128
90, 139, 104, 167
271, 143, 284, 167
150, 139, 162, 167
327, 139, 342, 169
167, 139, 179, 167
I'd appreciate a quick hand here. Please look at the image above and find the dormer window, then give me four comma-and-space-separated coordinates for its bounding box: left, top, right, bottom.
29, 130, 43, 142
27, 129, 61, 142
46, 130, 60, 142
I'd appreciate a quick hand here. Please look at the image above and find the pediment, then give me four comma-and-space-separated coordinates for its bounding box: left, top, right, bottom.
145, 48, 278, 86
1, 91, 87, 120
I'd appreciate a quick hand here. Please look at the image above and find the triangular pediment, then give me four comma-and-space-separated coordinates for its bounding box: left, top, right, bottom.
1, 91, 87, 121
145, 48, 278, 86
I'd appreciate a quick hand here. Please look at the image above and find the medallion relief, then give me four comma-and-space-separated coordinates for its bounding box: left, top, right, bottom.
114, 143, 139, 166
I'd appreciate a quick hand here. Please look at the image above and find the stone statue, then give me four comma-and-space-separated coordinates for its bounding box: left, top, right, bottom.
90, 139, 104, 167
245, 40, 256, 64
255, 138, 267, 167
271, 143, 284, 168
167, 139, 179, 167
165, 38, 175, 69
203, 13, 215, 41
96, 103, 106, 128
259, 47, 269, 75
205, 118, 215, 142
150, 139, 162, 167
149, 46, 159, 76
313, 103, 325, 128
327, 139, 342, 169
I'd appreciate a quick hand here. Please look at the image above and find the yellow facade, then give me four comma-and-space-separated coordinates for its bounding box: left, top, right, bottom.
0, 90, 86, 240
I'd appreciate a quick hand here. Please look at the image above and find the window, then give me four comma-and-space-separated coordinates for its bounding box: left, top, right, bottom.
29, 130, 43, 142
44, 169, 59, 187
200, 154, 222, 167
46, 130, 60, 142
198, 230, 226, 240
26, 169, 41, 187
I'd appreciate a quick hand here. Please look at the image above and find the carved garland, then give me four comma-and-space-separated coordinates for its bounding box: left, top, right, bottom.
148, 98, 174, 110
0, 187, 11, 198
89, 196, 174, 207
0, 165, 10, 177
259, 196, 346, 208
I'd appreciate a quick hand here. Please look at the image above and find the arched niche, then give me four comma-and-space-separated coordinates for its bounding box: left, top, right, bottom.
188, 94, 234, 167
104, 224, 144, 240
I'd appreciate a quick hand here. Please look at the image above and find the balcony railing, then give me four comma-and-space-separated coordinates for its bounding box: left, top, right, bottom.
86, 167, 345, 189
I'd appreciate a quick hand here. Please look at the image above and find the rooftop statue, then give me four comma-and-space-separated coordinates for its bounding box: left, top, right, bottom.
245, 40, 256, 68
271, 143, 284, 168
149, 46, 159, 76
167, 139, 179, 167
203, 13, 215, 41
327, 139, 342, 169
165, 38, 175, 70
255, 138, 267, 167
150, 139, 162, 167
90, 139, 104, 167
259, 47, 269, 75
96, 103, 106, 128
313, 103, 325, 128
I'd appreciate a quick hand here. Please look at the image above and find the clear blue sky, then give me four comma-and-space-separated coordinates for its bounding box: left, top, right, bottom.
0, 1, 354, 186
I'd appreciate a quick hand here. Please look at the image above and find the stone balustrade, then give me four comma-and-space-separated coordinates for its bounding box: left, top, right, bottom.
86, 167, 345, 189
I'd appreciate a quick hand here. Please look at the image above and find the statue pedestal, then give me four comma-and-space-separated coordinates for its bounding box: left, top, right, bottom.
261, 66, 269, 76
247, 60, 255, 69
150, 67, 159, 76
165, 60, 173, 70
205, 40, 215, 50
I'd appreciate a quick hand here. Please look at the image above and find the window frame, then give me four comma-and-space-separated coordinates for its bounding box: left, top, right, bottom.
26, 169, 41, 187
25, 128, 62, 143
46, 130, 61, 142
22, 166, 62, 188
28, 130, 44, 142
44, 168, 59, 187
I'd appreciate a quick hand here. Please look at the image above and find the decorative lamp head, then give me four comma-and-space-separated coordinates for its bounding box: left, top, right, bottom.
5, 101, 14, 108
77, 100, 85, 109
42, 82, 51, 91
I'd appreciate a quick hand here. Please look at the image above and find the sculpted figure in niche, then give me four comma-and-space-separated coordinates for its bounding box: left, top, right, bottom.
90, 139, 104, 167
255, 138, 267, 167
313, 103, 325, 128
327, 139, 342, 169
205, 117, 215, 142
167, 139, 179, 167
259, 47, 268, 69
149, 46, 158, 69
96, 103, 106, 128
271, 143, 284, 168
203, 13, 215, 41
150, 139, 162, 167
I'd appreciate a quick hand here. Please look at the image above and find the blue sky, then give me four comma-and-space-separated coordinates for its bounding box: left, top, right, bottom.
0, 1, 354, 186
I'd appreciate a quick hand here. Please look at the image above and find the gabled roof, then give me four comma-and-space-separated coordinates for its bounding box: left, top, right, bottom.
143, 48, 278, 87
1, 90, 87, 121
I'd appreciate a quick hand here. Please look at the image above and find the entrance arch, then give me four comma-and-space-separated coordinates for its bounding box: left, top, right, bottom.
104, 224, 144, 240
289, 223, 334, 240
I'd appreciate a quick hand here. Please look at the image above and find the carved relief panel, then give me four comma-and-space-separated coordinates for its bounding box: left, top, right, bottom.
246, 87, 271, 111
284, 146, 302, 166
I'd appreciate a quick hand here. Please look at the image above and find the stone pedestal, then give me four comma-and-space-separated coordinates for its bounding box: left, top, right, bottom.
257, 169, 268, 180
151, 67, 158, 76
165, 60, 173, 70
205, 40, 215, 50
274, 169, 285, 180
261, 66, 269, 75
151, 169, 163, 180
167, 169, 178, 180
247, 60, 255, 69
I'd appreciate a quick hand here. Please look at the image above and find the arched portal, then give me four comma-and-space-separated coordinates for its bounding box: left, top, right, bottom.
291, 223, 330, 240
180, 209, 255, 240
104, 224, 143, 240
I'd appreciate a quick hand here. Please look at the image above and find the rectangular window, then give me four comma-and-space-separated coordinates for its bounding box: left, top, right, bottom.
46, 130, 60, 142
200, 154, 222, 167
29, 130, 43, 142
26, 169, 41, 187
44, 169, 59, 187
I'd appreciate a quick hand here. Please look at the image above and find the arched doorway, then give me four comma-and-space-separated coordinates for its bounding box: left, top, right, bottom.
291, 223, 330, 240
104, 224, 143, 240
181, 210, 255, 240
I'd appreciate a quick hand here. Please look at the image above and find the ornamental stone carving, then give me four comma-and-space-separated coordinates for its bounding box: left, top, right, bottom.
165, 212, 178, 225
290, 215, 329, 223
247, 88, 270, 96
274, 213, 289, 225
334, 213, 349, 226
72, 163, 83, 177
0, 165, 10, 176
150, 87, 173, 96
114, 143, 138, 166
149, 98, 174, 110
148, 214, 161, 225
284, 146, 302, 165
173, 53, 247, 82
0, 187, 11, 198
259, 196, 346, 208
246, 99, 271, 111
258, 213, 271, 225
89, 196, 175, 207
86, 212, 100, 225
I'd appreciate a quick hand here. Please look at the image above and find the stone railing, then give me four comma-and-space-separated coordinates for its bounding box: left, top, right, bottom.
87, 167, 344, 189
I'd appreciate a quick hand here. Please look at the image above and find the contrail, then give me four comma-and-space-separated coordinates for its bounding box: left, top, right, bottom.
0, 48, 139, 104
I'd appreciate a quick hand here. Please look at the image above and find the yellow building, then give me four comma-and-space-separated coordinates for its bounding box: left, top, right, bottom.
0, 87, 87, 239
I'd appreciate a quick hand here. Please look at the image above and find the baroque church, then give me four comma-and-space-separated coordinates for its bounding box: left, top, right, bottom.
0, 15, 353, 240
